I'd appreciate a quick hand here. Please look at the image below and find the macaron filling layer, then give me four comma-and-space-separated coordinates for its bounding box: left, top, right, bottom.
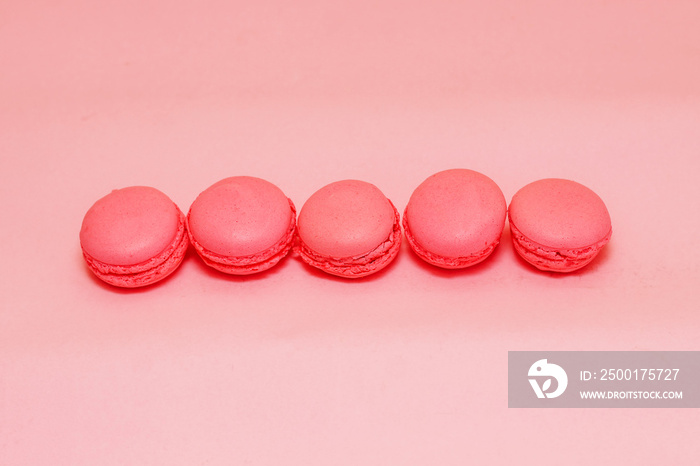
402, 214, 499, 268
187, 199, 297, 275
82, 209, 189, 287
509, 221, 612, 272
297, 203, 401, 278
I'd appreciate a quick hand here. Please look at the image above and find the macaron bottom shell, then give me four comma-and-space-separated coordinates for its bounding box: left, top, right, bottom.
82, 209, 189, 287
296, 203, 402, 279
402, 214, 499, 269
509, 221, 612, 272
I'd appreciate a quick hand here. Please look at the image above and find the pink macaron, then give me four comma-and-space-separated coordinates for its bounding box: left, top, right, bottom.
80, 186, 189, 287
187, 176, 296, 275
403, 169, 507, 268
296, 180, 402, 278
508, 178, 612, 272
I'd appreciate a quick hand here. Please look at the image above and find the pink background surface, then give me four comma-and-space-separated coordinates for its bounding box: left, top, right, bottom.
1, 1, 699, 464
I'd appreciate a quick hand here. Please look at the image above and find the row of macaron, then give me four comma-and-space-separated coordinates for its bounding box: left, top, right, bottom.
79, 169, 612, 288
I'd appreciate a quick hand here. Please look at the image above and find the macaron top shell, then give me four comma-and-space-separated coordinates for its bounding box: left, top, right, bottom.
405, 169, 506, 258
187, 176, 293, 257
80, 186, 180, 266
298, 180, 395, 258
508, 178, 612, 249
